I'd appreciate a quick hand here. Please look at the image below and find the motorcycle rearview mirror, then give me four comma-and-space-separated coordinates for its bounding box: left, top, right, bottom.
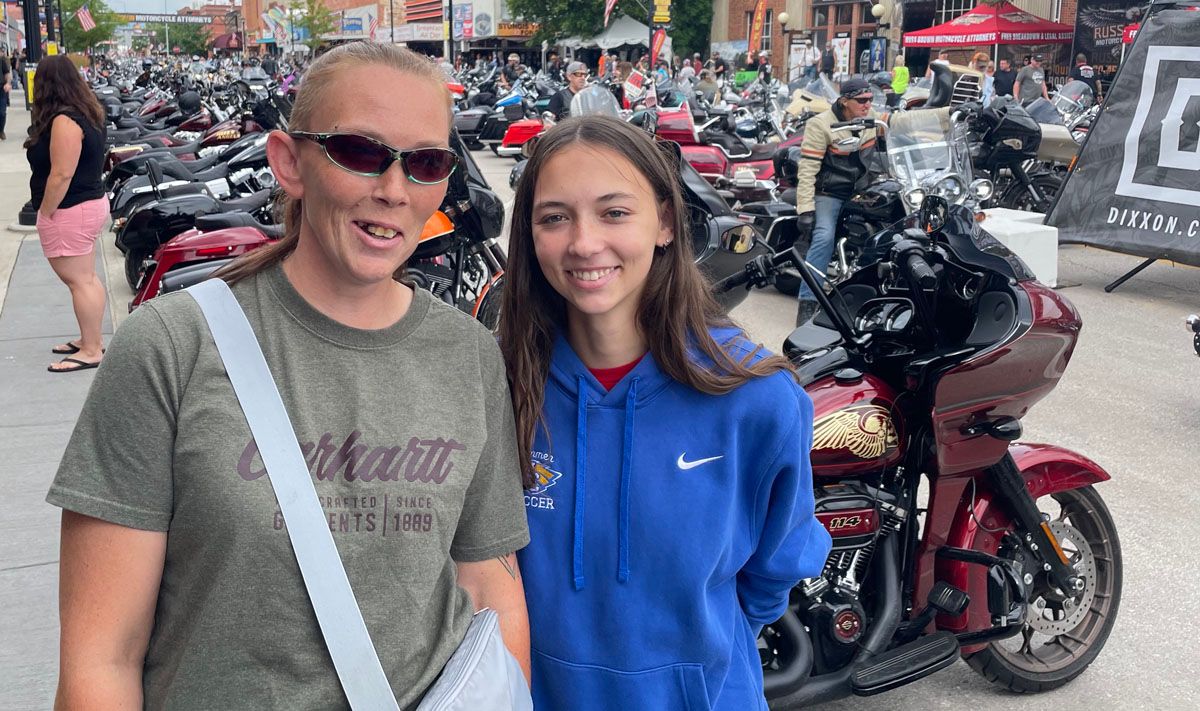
520, 135, 540, 159
919, 195, 949, 233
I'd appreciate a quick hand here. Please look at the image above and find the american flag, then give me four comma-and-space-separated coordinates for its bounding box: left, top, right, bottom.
368, 12, 378, 41
603, 0, 618, 27
75, 3, 96, 32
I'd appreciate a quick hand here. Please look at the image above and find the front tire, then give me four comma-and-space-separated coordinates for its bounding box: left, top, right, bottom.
1001, 173, 1062, 213
965, 485, 1122, 692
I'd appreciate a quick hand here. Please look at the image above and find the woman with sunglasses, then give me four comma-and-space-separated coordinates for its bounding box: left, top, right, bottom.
48, 42, 531, 709
499, 115, 831, 710
793, 77, 881, 326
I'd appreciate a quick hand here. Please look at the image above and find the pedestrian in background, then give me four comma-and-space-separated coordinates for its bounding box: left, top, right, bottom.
982, 60, 996, 104
993, 57, 1016, 97
1016, 53, 1049, 104
499, 114, 830, 711
1069, 52, 1100, 100
794, 38, 818, 82
820, 42, 835, 79
23, 55, 108, 373
891, 51, 910, 95
926, 49, 950, 78
0, 49, 10, 140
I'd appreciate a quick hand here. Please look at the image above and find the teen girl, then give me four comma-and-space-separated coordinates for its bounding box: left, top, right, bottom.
499, 115, 832, 709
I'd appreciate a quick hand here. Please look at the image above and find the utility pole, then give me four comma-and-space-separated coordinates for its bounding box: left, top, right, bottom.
45, 0, 56, 44
21, 0, 39, 62
447, 0, 455, 64
57, 0, 65, 52
390, 0, 394, 43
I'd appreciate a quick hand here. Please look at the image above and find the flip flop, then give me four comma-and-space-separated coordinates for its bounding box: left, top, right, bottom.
48, 357, 101, 373
51, 341, 82, 355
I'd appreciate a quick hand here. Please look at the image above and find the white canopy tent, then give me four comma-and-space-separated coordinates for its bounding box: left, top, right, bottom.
561, 15, 650, 50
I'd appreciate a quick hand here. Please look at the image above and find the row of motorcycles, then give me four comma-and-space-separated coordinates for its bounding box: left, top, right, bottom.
97, 56, 1121, 710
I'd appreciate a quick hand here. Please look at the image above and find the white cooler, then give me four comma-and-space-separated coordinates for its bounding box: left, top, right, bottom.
980, 208, 1059, 288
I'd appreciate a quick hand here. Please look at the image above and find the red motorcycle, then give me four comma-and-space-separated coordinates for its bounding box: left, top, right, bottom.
655, 104, 803, 204
717, 197, 1121, 706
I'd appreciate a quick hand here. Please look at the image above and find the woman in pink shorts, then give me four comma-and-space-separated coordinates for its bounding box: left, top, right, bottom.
25, 56, 109, 373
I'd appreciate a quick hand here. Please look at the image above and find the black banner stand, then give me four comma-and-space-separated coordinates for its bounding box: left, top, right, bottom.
1103, 257, 1157, 293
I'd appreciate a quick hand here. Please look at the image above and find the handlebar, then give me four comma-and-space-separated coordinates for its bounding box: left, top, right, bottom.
905, 252, 938, 290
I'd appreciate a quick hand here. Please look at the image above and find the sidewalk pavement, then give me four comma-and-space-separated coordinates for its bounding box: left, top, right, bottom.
0, 93, 119, 709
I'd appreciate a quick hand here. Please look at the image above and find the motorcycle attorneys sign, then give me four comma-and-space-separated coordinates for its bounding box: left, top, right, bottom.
1047, 8, 1200, 267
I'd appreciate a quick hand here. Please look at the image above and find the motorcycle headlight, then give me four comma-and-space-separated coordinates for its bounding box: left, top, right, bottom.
936, 176, 966, 203
970, 178, 994, 200
903, 187, 926, 208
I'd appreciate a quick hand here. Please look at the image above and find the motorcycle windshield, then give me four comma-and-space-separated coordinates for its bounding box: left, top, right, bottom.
803, 75, 840, 103
1053, 80, 1094, 112
241, 67, 270, 84
570, 84, 622, 118
886, 108, 974, 199
1025, 98, 1063, 125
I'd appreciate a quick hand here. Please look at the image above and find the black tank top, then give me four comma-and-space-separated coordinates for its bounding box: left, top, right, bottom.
27, 111, 107, 210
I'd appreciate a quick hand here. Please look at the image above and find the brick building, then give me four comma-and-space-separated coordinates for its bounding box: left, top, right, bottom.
712, 0, 1124, 81
177, 2, 241, 49
242, 0, 386, 52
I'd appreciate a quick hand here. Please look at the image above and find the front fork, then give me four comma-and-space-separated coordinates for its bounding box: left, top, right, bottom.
988, 454, 1082, 595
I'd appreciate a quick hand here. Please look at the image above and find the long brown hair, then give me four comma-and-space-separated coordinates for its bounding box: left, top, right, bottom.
24, 55, 104, 150
217, 42, 452, 285
498, 116, 795, 487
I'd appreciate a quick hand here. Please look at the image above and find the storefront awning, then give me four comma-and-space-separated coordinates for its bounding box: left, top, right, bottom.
902, 2, 1074, 47
212, 32, 242, 49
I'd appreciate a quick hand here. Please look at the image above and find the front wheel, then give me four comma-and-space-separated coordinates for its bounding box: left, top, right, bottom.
965, 484, 1122, 693
1001, 173, 1062, 213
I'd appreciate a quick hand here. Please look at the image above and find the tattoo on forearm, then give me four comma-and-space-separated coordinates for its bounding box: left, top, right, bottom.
496, 553, 519, 581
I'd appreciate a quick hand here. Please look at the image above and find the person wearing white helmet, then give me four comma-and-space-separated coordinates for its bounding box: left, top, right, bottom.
756, 49, 773, 84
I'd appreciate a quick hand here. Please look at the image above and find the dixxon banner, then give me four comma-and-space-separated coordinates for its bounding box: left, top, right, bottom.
1048, 7, 1200, 267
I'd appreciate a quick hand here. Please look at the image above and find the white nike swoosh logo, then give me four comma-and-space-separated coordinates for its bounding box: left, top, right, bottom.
677, 454, 724, 470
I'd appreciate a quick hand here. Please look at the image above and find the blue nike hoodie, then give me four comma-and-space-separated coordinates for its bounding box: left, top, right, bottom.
518, 329, 832, 711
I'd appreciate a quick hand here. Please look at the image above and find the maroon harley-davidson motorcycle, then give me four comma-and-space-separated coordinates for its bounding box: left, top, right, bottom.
716, 196, 1121, 706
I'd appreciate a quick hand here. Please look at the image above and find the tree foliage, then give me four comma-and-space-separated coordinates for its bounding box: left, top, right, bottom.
59, 0, 120, 52
505, 1, 711, 58
294, 0, 338, 52
132, 22, 210, 56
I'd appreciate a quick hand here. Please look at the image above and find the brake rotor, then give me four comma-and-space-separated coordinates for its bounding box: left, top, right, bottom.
1027, 520, 1097, 635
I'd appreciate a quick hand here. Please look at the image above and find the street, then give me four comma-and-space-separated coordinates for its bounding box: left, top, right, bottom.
1, 98, 1198, 709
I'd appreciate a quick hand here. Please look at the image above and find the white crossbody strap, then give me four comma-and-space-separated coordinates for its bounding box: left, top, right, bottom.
188, 278, 401, 711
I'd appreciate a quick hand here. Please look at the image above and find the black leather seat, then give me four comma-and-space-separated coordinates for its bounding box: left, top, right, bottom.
219, 189, 272, 212
748, 143, 779, 161
194, 210, 283, 239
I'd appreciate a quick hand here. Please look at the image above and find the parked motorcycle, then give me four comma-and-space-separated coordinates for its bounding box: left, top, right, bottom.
963, 97, 1063, 213
715, 195, 1121, 707
1187, 314, 1200, 357
130, 129, 515, 331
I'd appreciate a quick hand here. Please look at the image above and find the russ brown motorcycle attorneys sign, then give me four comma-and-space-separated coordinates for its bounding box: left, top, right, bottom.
1048, 7, 1200, 267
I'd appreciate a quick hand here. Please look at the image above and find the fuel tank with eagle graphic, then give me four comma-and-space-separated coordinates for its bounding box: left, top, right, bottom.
808, 373, 903, 476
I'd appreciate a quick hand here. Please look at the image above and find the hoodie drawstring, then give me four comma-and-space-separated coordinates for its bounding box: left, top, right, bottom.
572, 376, 640, 590
617, 378, 638, 583
573, 375, 588, 591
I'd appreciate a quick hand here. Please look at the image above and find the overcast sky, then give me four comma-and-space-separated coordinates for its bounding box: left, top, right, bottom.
106, 0, 201, 14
